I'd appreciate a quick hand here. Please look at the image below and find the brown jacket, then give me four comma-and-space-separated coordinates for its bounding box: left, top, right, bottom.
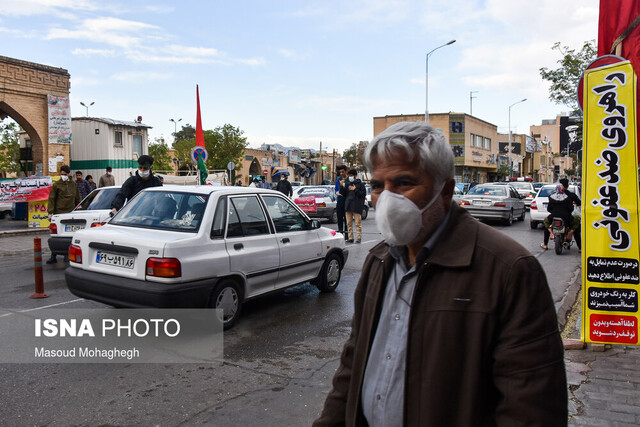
314, 204, 567, 426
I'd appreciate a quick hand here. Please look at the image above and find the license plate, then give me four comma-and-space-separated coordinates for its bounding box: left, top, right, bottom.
472, 200, 492, 206
96, 250, 134, 269
65, 224, 84, 232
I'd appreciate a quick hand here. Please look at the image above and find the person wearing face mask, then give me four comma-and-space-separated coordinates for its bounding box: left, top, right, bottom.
99, 166, 115, 188
110, 155, 162, 214
46, 165, 81, 264
314, 121, 566, 426
342, 169, 366, 243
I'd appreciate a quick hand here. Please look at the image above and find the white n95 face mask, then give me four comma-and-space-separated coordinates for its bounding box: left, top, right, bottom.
375, 182, 444, 246
60, 175, 69, 182
138, 170, 150, 178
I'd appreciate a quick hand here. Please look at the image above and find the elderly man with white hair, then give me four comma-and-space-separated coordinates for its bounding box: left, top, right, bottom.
314, 121, 566, 426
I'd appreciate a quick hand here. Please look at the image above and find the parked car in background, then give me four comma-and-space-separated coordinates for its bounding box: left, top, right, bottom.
0, 201, 13, 219
452, 185, 464, 206
48, 186, 121, 259
508, 181, 537, 208
533, 182, 548, 192
65, 186, 349, 329
455, 182, 471, 194
529, 183, 582, 229
459, 183, 526, 225
365, 185, 373, 208
294, 185, 338, 223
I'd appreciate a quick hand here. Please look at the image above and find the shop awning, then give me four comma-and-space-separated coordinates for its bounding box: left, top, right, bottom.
271, 167, 290, 178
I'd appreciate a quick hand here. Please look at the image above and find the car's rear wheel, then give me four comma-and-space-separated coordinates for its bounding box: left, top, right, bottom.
530, 221, 538, 229
361, 206, 368, 220
518, 208, 526, 221
503, 210, 513, 226
210, 279, 243, 330
328, 209, 337, 223
315, 253, 342, 293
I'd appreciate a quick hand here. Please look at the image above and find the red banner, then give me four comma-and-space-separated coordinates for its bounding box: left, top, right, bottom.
0, 177, 52, 202
195, 85, 205, 148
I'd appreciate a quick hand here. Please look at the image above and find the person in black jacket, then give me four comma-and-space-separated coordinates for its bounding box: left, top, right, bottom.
342, 169, 366, 243
110, 155, 162, 214
541, 184, 579, 250
276, 174, 293, 197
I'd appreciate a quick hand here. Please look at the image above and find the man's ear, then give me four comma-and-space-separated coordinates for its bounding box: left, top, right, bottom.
441, 178, 456, 208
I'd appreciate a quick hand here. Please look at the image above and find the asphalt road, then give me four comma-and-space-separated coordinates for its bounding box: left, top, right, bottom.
0, 209, 581, 426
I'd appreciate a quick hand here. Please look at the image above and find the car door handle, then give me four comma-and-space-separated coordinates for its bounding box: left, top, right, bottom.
281, 238, 290, 244
234, 243, 244, 250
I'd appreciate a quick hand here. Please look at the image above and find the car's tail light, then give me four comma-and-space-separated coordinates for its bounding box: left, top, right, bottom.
49, 223, 57, 234
493, 202, 506, 207
527, 194, 534, 198
317, 202, 326, 208
460, 200, 470, 206
68, 245, 82, 263
90, 222, 106, 227
146, 258, 181, 278
531, 201, 537, 210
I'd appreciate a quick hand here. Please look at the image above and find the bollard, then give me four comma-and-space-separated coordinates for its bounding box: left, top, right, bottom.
30, 237, 49, 299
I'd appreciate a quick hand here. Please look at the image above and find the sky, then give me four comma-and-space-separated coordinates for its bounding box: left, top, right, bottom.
0, 0, 599, 153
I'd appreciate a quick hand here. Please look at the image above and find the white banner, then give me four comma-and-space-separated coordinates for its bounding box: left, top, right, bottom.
48, 94, 72, 145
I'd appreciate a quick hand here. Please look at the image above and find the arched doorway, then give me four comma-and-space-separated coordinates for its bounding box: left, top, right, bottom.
248, 158, 262, 181
0, 56, 71, 175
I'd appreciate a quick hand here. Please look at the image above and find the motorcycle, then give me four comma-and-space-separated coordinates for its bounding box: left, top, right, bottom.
551, 217, 573, 255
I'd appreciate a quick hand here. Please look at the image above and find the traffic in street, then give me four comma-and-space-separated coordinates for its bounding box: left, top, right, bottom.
0, 208, 581, 426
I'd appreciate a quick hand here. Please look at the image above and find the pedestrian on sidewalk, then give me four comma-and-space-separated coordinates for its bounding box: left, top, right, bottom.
99, 166, 115, 187
335, 165, 348, 236
276, 175, 293, 197
75, 171, 92, 200
46, 165, 80, 264
342, 169, 365, 243
314, 121, 567, 426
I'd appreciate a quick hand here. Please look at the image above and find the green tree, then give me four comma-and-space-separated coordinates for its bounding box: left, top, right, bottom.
204, 124, 248, 172
148, 137, 173, 172
0, 119, 21, 175
539, 40, 596, 114
172, 139, 196, 173
173, 124, 196, 143
343, 143, 358, 168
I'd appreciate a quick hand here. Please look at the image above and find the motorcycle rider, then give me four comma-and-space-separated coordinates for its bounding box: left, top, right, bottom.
540, 183, 580, 251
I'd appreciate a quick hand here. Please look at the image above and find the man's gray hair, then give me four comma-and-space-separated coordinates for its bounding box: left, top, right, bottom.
363, 121, 455, 184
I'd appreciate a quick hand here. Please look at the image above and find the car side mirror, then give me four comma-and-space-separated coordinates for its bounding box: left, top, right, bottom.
310, 220, 321, 229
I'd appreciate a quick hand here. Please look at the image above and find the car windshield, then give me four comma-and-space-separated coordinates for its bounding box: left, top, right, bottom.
510, 182, 531, 190
537, 187, 557, 197
299, 187, 330, 197
467, 185, 506, 196
74, 188, 120, 211
110, 190, 209, 232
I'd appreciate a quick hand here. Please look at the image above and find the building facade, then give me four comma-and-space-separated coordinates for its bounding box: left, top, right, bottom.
373, 113, 499, 183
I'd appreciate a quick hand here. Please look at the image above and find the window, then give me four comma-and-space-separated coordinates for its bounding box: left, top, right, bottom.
210, 197, 227, 239
470, 133, 475, 146
262, 195, 308, 232
114, 131, 123, 147
475, 135, 483, 148
133, 134, 142, 156
226, 196, 269, 238
484, 137, 491, 150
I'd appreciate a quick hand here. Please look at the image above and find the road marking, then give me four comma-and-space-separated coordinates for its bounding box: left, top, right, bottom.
0, 298, 84, 318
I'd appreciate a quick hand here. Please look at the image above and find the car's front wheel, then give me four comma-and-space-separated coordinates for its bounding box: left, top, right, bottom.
361, 206, 369, 220
315, 253, 342, 293
210, 279, 243, 330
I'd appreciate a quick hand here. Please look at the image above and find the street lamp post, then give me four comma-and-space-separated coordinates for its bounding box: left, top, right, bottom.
169, 118, 182, 139
80, 101, 94, 117
508, 98, 527, 179
425, 39, 456, 124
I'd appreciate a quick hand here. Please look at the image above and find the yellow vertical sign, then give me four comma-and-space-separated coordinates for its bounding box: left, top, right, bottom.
582, 61, 640, 345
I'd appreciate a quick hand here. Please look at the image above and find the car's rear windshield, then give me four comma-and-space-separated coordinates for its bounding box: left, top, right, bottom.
110, 191, 209, 232
538, 187, 557, 197
467, 185, 506, 196
510, 182, 532, 190
74, 188, 120, 211
298, 188, 330, 197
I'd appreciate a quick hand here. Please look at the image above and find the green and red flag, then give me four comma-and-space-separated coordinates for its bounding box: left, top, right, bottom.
195, 85, 207, 184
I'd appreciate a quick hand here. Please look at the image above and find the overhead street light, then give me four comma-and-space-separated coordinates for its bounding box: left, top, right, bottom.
508, 98, 527, 179
425, 39, 456, 124
170, 118, 182, 139
80, 101, 94, 117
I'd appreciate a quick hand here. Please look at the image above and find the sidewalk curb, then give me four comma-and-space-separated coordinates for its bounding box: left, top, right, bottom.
556, 265, 582, 331
0, 229, 49, 237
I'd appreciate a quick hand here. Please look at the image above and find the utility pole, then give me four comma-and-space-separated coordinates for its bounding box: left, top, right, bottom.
470, 91, 478, 116
320, 141, 323, 184
332, 149, 336, 183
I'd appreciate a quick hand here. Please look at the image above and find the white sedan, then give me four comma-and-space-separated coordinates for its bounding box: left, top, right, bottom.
65, 186, 348, 329
529, 183, 581, 229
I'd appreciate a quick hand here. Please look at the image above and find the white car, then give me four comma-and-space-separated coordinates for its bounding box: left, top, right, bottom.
365, 185, 373, 208
508, 181, 537, 208
48, 186, 121, 259
529, 184, 581, 229
65, 186, 349, 329
294, 185, 338, 222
